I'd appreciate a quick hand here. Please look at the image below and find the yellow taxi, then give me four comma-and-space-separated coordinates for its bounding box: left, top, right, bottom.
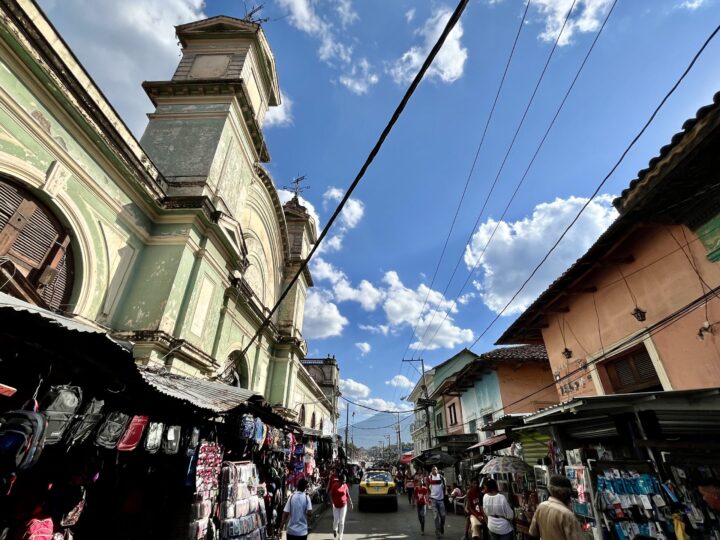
358, 469, 398, 511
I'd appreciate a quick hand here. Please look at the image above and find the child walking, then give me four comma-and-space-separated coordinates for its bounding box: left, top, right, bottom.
330, 473, 353, 539
415, 478, 429, 535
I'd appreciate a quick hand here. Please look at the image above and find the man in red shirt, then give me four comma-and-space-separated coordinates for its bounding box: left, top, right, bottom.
415, 477, 430, 535
330, 473, 353, 540
465, 477, 485, 540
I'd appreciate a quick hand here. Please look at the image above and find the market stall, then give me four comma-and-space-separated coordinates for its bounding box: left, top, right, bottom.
0, 293, 302, 540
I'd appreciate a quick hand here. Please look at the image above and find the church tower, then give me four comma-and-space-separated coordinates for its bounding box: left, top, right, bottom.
140, 16, 281, 217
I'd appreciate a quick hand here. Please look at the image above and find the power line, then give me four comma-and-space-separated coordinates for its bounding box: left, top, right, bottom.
416, 0, 613, 358
468, 20, 720, 349
341, 395, 422, 414
221, 0, 472, 374
399, 0, 532, 364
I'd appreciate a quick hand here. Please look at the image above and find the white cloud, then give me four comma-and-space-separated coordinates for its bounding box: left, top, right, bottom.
679, 0, 706, 8
302, 290, 348, 339
529, 0, 614, 47
321, 186, 365, 228
465, 194, 617, 316
336, 0, 359, 27
356, 398, 412, 412
277, 189, 321, 231
263, 91, 293, 128
389, 7, 468, 85
458, 292, 476, 305
38, 0, 206, 137
355, 342, 371, 355
340, 378, 370, 398
277, 0, 379, 94
322, 186, 344, 208
339, 58, 379, 95
311, 258, 384, 311
381, 271, 473, 351
359, 323, 390, 336
317, 188, 365, 252
405, 8, 416, 23
385, 374, 415, 389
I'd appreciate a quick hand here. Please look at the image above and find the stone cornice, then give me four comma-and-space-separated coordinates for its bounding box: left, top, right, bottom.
1, 1, 167, 202
142, 80, 270, 162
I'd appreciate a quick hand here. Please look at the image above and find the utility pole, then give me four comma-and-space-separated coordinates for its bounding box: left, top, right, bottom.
403, 358, 434, 450
351, 411, 355, 461
396, 412, 402, 460
344, 404, 350, 457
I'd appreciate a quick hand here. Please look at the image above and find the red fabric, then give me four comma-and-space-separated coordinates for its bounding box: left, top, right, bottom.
467, 487, 483, 518
331, 483, 350, 508
328, 475, 338, 494
415, 486, 429, 506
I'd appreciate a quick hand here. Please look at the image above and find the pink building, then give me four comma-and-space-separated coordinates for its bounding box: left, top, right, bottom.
498, 92, 720, 400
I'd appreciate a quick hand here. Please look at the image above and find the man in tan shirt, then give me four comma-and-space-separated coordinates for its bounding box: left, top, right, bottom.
529, 475, 582, 540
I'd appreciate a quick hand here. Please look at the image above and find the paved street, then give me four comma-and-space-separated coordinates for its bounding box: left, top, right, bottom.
309, 485, 467, 540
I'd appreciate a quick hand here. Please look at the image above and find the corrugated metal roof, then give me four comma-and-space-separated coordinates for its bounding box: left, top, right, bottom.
138, 367, 260, 413
0, 292, 129, 348
467, 433, 508, 450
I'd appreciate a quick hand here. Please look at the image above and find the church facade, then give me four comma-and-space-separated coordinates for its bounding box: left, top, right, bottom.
0, 3, 334, 429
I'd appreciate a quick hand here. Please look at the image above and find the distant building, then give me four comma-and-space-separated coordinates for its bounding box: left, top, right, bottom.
301, 355, 341, 436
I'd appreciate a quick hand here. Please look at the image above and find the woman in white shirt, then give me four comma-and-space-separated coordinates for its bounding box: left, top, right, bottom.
482, 479, 514, 540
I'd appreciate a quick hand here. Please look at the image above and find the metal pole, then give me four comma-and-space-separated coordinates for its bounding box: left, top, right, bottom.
345, 404, 350, 457
420, 358, 434, 450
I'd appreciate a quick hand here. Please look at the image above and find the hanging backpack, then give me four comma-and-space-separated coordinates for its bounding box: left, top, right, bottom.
162, 425, 181, 455
40, 386, 82, 445
64, 397, 104, 448
0, 406, 46, 473
117, 415, 149, 452
144, 422, 164, 454
95, 412, 130, 449
240, 414, 255, 439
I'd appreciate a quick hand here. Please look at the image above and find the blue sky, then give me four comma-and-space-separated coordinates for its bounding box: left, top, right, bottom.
40, 0, 720, 426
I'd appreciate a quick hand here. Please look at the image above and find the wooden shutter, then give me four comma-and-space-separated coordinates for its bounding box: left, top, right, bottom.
605, 347, 661, 394
0, 179, 74, 310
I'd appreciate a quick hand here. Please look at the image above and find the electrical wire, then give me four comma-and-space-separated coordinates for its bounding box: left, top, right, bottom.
384, 283, 720, 432
221, 0, 472, 376
468, 20, 720, 349
412, 0, 579, 359
399, 0, 532, 365
416, 0, 617, 358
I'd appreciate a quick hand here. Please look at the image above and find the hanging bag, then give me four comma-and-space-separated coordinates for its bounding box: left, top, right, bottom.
0, 406, 46, 473
94, 412, 130, 449
161, 425, 181, 455
40, 386, 82, 445
144, 422, 164, 454
64, 397, 104, 448
117, 415, 149, 451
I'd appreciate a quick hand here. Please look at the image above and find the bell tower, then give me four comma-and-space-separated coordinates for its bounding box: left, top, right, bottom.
140, 16, 281, 215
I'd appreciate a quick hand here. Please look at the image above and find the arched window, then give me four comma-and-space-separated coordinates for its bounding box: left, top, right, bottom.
228, 351, 250, 389
319, 418, 324, 432
311, 412, 316, 429
298, 405, 306, 425
0, 177, 74, 310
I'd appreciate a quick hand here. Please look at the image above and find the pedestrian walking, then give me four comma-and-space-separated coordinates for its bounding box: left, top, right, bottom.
482, 479, 514, 540
406, 474, 415, 506
415, 477, 430, 535
330, 473, 353, 540
427, 466, 447, 537
529, 475, 582, 540
465, 477, 485, 540
280, 479, 313, 540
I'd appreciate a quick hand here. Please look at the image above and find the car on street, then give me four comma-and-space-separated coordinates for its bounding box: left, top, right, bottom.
358, 469, 398, 511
